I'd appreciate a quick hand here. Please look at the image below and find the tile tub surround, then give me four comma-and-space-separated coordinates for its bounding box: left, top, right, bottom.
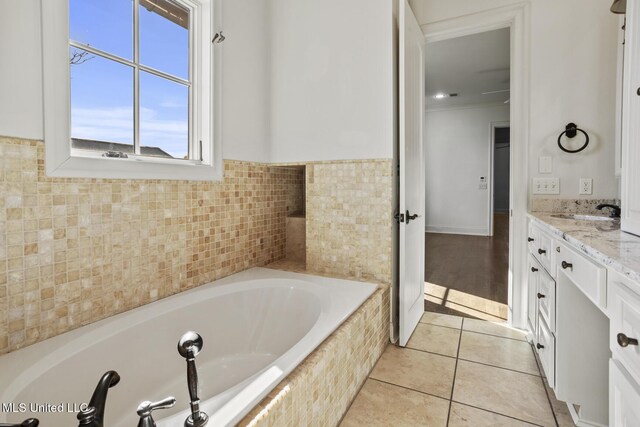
238, 284, 390, 427
306, 160, 393, 285
0, 136, 293, 355
531, 198, 620, 215
528, 212, 640, 282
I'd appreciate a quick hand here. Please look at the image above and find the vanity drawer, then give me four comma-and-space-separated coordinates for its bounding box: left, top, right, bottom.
609, 279, 640, 385
537, 316, 556, 389
556, 241, 606, 309
538, 268, 556, 333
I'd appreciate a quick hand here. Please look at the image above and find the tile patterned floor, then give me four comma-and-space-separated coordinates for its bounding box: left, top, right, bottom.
340, 312, 576, 427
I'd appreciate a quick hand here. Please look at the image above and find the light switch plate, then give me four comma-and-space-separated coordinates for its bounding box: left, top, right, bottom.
539, 156, 552, 174
533, 177, 560, 194
579, 178, 593, 195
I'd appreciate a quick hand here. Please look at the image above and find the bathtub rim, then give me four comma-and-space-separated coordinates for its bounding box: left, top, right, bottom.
0, 268, 378, 425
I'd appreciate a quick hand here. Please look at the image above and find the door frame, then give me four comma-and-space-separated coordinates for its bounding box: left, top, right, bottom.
422, 3, 530, 329
488, 121, 511, 237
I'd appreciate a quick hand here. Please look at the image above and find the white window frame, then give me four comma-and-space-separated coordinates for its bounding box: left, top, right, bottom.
41, 0, 222, 181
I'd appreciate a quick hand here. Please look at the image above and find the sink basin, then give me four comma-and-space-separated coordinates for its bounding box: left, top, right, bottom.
550, 213, 616, 221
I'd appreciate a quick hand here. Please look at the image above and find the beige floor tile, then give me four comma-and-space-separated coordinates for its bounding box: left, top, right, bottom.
453, 360, 556, 426
420, 311, 463, 329
462, 318, 527, 341
407, 323, 461, 357
458, 331, 539, 375
340, 379, 449, 427
543, 376, 576, 426
448, 402, 538, 426
370, 345, 456, 399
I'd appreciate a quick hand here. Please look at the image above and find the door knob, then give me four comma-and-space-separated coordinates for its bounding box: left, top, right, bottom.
405, 210, 419, 224
617, 333, 639, 347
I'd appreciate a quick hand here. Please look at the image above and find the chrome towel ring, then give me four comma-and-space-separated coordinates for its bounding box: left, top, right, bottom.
557, 122, 590, 153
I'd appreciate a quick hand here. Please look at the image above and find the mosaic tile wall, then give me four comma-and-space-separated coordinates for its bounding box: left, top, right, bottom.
306, 161, 393, 285
0, 136, 293, 355
280, 166, 305, 216
238, 284, 390, 427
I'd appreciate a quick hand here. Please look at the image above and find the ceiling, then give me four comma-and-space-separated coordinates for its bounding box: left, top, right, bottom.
425, 28, 511, 109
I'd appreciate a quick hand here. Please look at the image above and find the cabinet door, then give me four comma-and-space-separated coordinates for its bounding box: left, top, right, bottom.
527, 255, 540, 335
610, 359, 640, 427
622, 0, 640, 235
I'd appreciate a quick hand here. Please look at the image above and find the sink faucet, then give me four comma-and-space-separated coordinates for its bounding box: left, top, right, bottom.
177, 331, 208, 427
76, 370, 120, 427
596, 203, 621, 218
0, 419, 39, 427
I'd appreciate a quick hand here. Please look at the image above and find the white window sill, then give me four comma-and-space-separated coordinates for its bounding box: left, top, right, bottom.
46, 153, 223, 181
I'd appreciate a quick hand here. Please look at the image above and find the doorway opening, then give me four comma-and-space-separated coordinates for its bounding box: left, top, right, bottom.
423, 28, 511, 322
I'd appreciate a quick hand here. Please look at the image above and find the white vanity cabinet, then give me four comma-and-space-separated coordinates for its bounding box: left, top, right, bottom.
608, 269, 640, 426
527, 220, 610, 426
621, 0, 640, 235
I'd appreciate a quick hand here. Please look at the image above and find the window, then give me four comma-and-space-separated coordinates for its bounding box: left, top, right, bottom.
42, 0, 221, 181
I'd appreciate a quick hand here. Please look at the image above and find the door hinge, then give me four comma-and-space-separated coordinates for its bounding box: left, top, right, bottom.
394, 211, 405, 223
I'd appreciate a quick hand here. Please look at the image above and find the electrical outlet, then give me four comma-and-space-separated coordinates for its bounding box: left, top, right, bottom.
533, 177, 560, 194
579, 178, 593, 195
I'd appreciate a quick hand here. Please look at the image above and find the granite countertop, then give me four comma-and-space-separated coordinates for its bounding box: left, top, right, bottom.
528, 212, 640, 283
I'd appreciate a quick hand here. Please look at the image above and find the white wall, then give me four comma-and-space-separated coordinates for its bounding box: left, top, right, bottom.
221, 0, 271, 162
0, 0, 43, 140
411, 0, 620, 200
0, 0, 272, 163
268, 0, 394, 162
425, 104, 509, 234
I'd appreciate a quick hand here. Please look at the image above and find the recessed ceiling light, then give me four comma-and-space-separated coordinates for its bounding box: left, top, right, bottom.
433, 93, 449, 99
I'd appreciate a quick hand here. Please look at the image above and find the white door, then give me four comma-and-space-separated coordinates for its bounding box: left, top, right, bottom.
399, 0, 426, 347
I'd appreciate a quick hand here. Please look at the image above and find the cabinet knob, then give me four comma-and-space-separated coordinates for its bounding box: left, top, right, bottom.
537, 293, 546, 299
637, 87, 640, 96
538, 248, 546, 255
556, 246, 561, 253
528, 237, 535, 242
536, 343, 545, 350
531, 267, 539, 273
617, 333, 639, 347
561, 261, 573, 270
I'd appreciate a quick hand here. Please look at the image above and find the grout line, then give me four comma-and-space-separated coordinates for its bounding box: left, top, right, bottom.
529, 342, 559, 427
449, 401, 545, 427
461, 328, 529, 343
418, 320, 463, 331
457, 357, 542, 378
403, 342, 541, 378
367, 377, 450, 402
446, 317, 465, 426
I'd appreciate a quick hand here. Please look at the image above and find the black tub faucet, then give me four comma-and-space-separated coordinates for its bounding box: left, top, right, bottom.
77, 370, 121, 427
0, 419, 39, 427
596, 203, 621, 218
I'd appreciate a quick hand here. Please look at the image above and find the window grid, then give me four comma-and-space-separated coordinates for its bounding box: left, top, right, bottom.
68, 0, 194, 159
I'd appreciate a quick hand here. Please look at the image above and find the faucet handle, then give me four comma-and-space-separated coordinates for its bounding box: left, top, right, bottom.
0, 419, 39, 427
136, 396, 176, 427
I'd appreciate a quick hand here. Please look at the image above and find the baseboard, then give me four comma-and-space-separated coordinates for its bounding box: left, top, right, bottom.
425, 225, 489, 236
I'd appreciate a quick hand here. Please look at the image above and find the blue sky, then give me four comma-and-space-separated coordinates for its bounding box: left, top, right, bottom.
69, 0, 189, 158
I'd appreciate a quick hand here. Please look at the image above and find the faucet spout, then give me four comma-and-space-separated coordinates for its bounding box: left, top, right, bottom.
596, 203, 621, 218
77, 371, 120, 427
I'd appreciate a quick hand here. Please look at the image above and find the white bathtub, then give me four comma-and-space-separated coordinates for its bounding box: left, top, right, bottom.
0, 268, 376, 426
